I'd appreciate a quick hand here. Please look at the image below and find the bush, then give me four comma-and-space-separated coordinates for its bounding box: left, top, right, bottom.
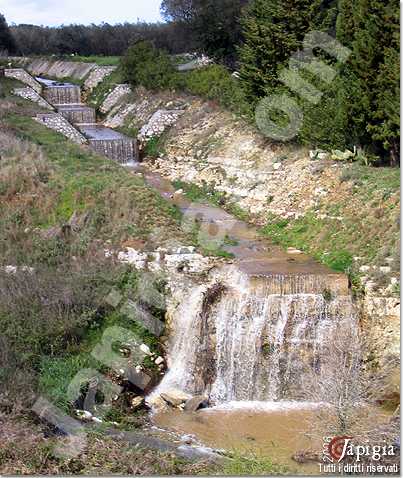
182, 65, 251, 116
121, 40, 177, 90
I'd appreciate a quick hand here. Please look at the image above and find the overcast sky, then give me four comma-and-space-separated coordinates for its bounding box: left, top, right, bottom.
0, 0, 163, 26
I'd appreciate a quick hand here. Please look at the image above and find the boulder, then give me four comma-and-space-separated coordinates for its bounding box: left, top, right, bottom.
184, 395, 209, 412
160, 389, 192, 407
131, 396, 145, 410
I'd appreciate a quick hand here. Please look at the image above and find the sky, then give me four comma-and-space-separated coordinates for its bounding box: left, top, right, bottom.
0, 0, 164, 26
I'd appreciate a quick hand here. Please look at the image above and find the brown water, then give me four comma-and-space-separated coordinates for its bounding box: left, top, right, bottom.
154, 404, 322, 475
153, 403, 393, 475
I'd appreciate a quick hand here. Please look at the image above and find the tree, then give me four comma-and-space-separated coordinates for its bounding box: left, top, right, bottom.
120, 40, 176, 90
336, 0, 400, 164
0, 13, 16, 55
161, 0, 248, 67
238, 0, 322, 102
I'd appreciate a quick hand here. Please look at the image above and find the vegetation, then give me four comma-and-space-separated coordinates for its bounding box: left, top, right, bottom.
0, 77, 191, 405
0, 13, 15, 54
2, 0, 399, 162
238, 0, 323, 101
260, 162, 400, 281
222, 450, 289, 475
8, 21, 190, 57
161, 0, 248, 67
121, 41, 177, 91
0, 420, 215, 475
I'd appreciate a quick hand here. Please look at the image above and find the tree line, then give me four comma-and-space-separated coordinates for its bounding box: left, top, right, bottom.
0, 0, 399, 163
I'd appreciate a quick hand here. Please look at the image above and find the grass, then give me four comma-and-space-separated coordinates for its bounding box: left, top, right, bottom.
143, 134, 167, 158
0, 76, 192, 409
173, 179, 226, 207
87, 67, 123, 109
260, 161, 400, 284
0, 419, 216, 475
222, 450, 289, 475
60, 55, 121, 66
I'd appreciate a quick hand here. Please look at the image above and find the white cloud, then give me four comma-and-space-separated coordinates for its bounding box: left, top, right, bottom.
0, 0, 163, 26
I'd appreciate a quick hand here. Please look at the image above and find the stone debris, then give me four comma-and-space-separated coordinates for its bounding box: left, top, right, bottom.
2, 265, 34, 274
115, 246, 213, 274
130, 396, 145, 410
76, 410, 93, 421
140, 343, 152, 356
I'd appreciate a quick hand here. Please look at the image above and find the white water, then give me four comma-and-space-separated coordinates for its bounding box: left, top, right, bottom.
149, 267, 355, 406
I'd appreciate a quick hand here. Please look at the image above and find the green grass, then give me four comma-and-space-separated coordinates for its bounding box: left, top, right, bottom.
143, 135, 167, 158
88, 68, 123, 109
173, 179, 226, 206
59, 55, 121, 66
260, 160, 400, 281
221, 450, 289, 475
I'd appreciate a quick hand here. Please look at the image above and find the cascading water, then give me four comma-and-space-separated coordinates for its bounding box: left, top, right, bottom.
149, 266, 356, 406
58, 105, 96, 124
43, 84, 81, 105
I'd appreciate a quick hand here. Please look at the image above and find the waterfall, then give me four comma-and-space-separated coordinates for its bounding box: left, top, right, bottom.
87, 138, 138, 164
43, 85, 81, 105
58, 105, 96, 124
150, 266, 356, 405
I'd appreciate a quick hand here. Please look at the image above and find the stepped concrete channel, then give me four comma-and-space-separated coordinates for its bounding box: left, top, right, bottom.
35, 77, 138, 164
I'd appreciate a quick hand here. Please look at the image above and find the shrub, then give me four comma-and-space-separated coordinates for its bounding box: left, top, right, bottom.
121, 40, 177, 91
182, 65, 251, 116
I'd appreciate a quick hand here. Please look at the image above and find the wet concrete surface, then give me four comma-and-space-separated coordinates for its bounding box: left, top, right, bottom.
79, 124, 133, 141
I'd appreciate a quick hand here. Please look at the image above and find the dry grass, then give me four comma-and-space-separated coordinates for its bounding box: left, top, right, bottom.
0, 413, 215, 475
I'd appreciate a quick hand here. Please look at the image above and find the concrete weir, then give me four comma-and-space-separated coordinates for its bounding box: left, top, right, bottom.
80, 125, 138, 164
37, 77, 82, 105
35, 76, 138, 164
58, 104, 96, 124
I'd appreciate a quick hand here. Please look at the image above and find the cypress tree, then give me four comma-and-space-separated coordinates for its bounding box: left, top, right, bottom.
0, 13, 16, 54
336, 0, 400, 163
238, 0, 322, 102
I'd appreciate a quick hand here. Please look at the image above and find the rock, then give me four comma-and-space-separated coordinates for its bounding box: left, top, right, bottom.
131, 396, 145, 410
160, 389, 192, 407
155, 356, 164, 365
287, 247, 303, 255
76, 409, 93, 421
146, 395, 168, 411
359, 265, 371, 273
273, 162, 282, 170
140, 343, 152, 355
92, 416, 103, 423
181, 434, 196, 445
184, 395, 209, 412
292, 450, 321, 463
126, 368, 152, 391
331, 148, 355, 161
380, 266, 391, 274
